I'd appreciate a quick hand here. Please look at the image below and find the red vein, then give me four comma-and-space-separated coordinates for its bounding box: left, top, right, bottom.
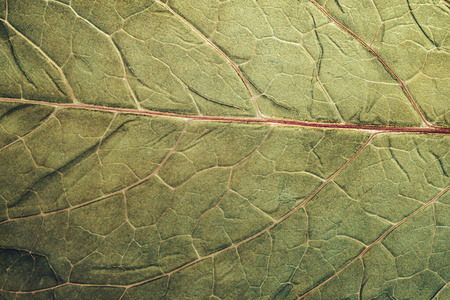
0, 2, 448, 296
310, 0, 432, 127
1, 98, 449, 135
297, 184, 450, 299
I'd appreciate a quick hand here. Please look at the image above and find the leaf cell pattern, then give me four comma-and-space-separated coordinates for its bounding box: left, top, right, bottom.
0, 0, 449, 299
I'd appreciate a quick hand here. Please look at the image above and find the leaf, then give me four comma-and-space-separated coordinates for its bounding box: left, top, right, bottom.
0, 0, 449, 299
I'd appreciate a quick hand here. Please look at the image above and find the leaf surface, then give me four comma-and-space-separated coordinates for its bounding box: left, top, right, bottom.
0, 0, 449, 299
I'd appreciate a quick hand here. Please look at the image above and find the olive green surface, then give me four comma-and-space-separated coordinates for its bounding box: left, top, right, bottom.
0, 0, 449, 299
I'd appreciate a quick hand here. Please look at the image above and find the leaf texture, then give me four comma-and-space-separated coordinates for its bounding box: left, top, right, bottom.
0, 0, 449, 299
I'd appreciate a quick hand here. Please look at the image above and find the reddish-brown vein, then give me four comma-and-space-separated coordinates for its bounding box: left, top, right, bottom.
1, 98, 449, 135
297, 184, 450, 299
1, 1, 448, 297
310, 0, 432, 127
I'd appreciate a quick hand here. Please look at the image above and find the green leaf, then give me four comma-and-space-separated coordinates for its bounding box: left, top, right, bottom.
0, 0, 449, 299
